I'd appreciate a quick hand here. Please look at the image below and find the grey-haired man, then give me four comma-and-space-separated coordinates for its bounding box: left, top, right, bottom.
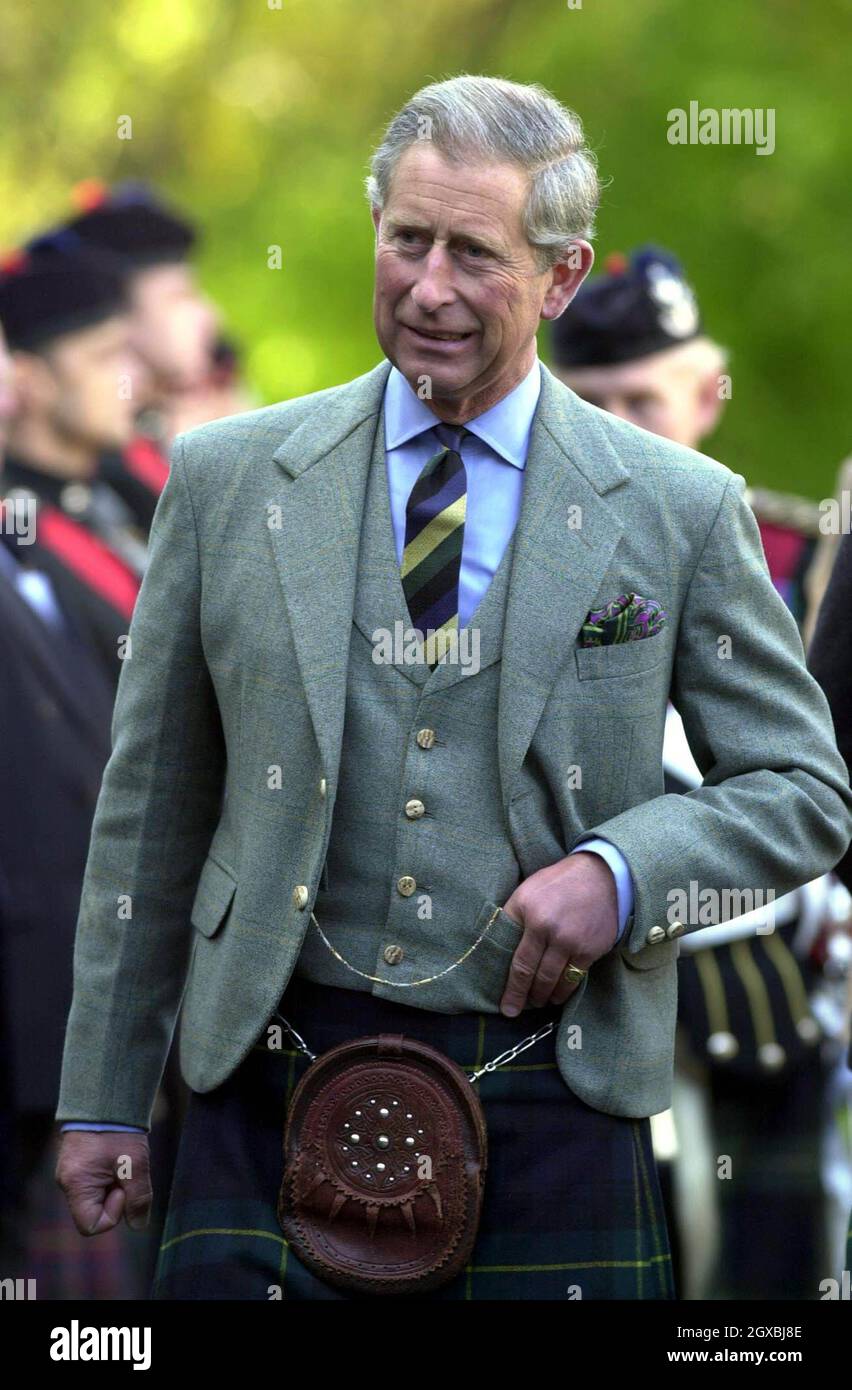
55, 75, 852, 1300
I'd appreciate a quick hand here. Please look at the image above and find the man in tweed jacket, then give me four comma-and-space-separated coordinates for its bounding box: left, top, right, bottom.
55, 76, 852, 1299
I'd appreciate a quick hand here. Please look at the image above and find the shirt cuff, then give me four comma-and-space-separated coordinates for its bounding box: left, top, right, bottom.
60, 1122, 148, 1133
570, 837, 635, 943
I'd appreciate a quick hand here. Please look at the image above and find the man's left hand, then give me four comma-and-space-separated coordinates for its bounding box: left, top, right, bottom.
498, 852, 619, 1016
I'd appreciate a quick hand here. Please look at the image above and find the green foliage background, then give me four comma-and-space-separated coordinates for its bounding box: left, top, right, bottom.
0, 0, 850, 496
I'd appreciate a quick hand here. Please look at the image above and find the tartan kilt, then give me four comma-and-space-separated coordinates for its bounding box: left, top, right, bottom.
152, 974, 674, 1301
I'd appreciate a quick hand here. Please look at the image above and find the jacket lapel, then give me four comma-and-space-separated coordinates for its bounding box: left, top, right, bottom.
268, 358, 392, 779
497, 364, 631, 811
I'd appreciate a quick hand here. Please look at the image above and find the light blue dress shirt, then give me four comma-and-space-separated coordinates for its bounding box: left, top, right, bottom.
61, 358, 634, 1136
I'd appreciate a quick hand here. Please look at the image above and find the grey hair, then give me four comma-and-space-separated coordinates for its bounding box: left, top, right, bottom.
365, 74, 602, 271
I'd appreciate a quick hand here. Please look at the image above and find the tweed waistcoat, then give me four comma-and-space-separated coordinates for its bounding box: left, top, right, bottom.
293, 404, 531, 1013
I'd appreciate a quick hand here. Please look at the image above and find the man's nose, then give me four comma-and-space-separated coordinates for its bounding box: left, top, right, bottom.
410, 247, 457, 313
123, 348, 150, 388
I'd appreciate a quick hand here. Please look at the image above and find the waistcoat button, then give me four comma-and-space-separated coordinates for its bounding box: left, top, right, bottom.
404, 798, 425, 819
319, 777, 327, 798
646, 925, 666, 944
292, 885, 309, 910
416, 728, 436, 749
383, 944, 404, 966
397, 875, 416, 896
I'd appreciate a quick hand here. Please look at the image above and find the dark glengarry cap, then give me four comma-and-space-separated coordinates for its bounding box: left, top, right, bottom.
551, 245, 703, 367
30, 180, 197, 270
0, 244, 128, 352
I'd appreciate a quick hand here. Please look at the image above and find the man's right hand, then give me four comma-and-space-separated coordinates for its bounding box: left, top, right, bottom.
55, 1131, 153, 1236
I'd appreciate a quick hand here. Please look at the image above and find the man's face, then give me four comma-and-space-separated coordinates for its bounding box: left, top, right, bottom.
0, 327, 17, 459
555, 347, 715, 449
38, 315, 138, 452
372, 144, 592, 420
129, 262, 220, 396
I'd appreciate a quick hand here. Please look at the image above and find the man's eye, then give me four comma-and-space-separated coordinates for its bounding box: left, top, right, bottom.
463, 244, 488, 258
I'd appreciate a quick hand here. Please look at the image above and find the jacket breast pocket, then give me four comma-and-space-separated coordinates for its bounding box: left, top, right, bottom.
190, 854, 238, 938
575, 636, 666, 681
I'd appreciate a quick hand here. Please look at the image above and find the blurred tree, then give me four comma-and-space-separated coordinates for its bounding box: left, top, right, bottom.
0, 0, 849, 495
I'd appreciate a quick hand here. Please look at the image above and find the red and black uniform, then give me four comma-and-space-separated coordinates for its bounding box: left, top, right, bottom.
2, 454, 142, 688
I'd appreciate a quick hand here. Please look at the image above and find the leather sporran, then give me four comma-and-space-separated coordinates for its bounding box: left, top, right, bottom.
276, 1031, 487, 1297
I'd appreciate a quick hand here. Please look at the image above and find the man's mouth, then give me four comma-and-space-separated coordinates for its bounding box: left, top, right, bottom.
402, 324, 475, 343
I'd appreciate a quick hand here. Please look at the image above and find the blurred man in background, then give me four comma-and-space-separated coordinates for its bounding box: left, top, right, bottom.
550, 248, 728, 445
551, 247, 852, 1299
0, 316, 143, 1297
0, 232, 200, 1291
39, 182, 220, 536
551, 248, 822, 624
0, 195, 236, 1297
0, 245, 144, 686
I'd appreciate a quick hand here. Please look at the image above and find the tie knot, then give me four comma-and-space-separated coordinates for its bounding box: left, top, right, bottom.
433, 422, 470, 456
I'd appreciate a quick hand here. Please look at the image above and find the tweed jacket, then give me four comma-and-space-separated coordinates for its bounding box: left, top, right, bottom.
55, 358, 852, 1126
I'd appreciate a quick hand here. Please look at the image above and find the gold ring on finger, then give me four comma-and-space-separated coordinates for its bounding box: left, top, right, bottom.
563, 963, 587, 985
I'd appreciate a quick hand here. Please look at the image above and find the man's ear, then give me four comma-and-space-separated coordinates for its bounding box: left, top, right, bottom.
540, 240, 594, 322
694, 367, 727, 438
370, 204, 382, 238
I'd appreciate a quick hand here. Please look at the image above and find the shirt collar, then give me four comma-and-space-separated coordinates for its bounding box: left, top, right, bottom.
384, 355, 542, 470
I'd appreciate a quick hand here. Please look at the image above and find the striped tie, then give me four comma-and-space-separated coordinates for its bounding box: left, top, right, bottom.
401, 422, 470, 668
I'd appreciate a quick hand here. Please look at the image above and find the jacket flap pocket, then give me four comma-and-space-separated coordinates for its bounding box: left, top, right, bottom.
618, 939, 676, 971
190, 855, 237, 938
575, 636, 665, 681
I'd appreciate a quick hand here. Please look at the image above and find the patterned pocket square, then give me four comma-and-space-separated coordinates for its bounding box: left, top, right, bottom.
580, 592, 667, 647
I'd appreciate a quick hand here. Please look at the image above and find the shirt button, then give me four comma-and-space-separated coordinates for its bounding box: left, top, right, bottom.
383, 944, 404, 966
405, 798, 425, 819
319, 777, 327, 798
416, 728, 436, 749
397, 875, 416, 897
292, 885, 309, 910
